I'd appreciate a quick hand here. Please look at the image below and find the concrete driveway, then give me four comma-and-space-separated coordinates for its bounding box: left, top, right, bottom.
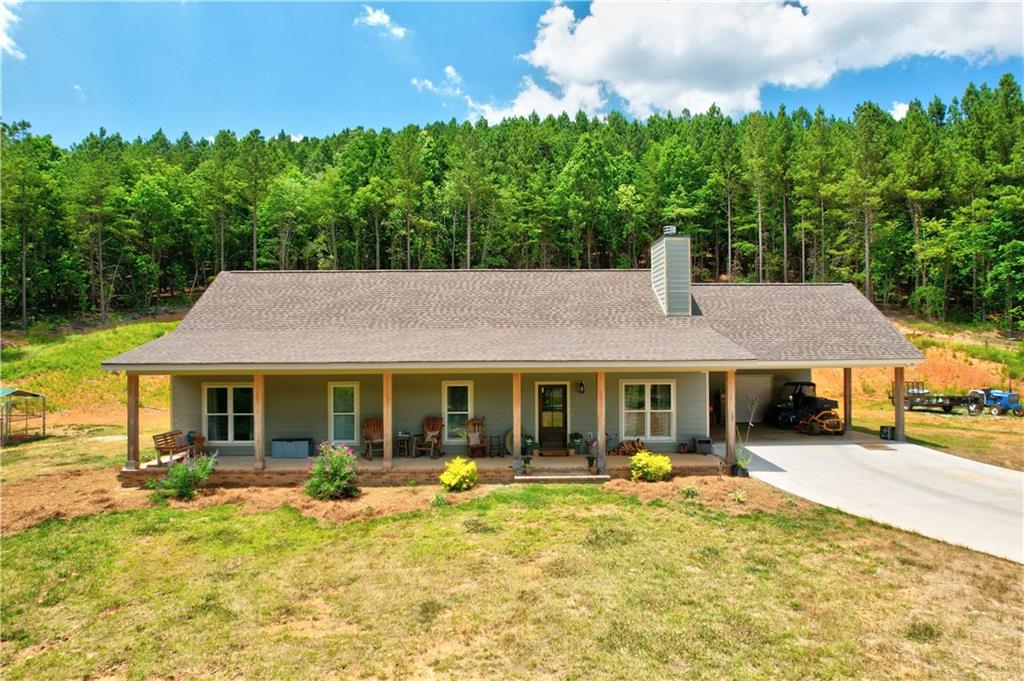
746, 440, 1024, 562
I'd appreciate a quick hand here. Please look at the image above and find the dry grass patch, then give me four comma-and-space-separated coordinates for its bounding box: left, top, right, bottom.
2, 485, 1021, 680
0, 465, 495, 536
604, 475, 808, 514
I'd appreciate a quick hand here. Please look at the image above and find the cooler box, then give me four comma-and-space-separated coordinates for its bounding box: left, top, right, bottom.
271, 438, 313, 458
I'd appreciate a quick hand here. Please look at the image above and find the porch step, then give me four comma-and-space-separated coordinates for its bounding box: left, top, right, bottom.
513, 474, 611, 484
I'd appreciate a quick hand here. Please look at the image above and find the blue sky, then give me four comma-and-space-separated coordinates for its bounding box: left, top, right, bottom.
2, 1, 1021, 146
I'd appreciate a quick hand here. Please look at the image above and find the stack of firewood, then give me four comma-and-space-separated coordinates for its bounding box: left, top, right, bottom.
609, 438, 645, 456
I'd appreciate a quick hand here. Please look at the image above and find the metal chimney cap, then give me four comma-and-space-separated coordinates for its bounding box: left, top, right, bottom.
663, 225, 678, 236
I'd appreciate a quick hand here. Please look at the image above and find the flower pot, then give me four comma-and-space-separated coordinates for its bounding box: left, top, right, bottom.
731, 464, 749, 478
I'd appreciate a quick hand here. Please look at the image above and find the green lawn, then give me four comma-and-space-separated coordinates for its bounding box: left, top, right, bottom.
0, 321, 177, 411
2, 485, 1021, 679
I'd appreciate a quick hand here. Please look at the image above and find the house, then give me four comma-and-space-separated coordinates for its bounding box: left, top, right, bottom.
103, 231, 923, 485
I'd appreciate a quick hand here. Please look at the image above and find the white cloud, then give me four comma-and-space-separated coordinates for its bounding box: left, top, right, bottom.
472, 0, 1023, 122
889, 100, 910, 120
466, 76, 603, 122
411, 64, 463, 97
1, 0, 25, 60
353, 4, 407, 39
72, 84, 85, 102
289, 134, 305, 142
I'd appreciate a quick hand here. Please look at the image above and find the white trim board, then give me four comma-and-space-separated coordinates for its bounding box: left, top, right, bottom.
327, 381, 360, 447
201, 382, 255, 445
104, 358, 924, 374
441, 380, 474, 445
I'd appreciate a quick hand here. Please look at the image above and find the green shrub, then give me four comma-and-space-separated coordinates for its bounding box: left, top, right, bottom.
905, 619, 942, 643
147, 454, 217, 502
909, 285, 944, 320
680, 485, 700, 499
430, 492, 449, 507
735, 446, 753, 470
629, 450, 672, 482
304, 441, 360, 500
439, 456, 478, 492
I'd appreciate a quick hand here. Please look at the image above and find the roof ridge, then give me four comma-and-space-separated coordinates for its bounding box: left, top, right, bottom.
223, 269, 649, 273
692, 282, 850, 287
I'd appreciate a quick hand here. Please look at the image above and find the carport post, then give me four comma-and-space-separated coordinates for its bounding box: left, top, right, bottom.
894, 367, 905, 442
843, 368, 853, 432
725, 370, 736, 466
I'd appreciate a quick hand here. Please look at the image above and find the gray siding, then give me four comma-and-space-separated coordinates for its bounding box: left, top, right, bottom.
172, 370, 710, 457
649, 235, 691, 316
650, 238, 666, 311
605, 371, 707, 452
663, 237, 692, 315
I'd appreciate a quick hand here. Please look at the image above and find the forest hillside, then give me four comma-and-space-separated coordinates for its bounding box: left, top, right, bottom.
2, 74, 1022, 333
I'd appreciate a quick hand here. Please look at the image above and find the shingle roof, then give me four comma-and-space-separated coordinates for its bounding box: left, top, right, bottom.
103, 271, 922, 369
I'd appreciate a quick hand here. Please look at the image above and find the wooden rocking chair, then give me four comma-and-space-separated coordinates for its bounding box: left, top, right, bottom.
414, 416, 445, 459
362, 417, 384, 460
465, 418, 487, 458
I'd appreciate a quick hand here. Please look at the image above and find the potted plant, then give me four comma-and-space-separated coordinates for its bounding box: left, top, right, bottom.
567, 432, 584, 455
522, 434, 537, 466
732, 447, 752, 477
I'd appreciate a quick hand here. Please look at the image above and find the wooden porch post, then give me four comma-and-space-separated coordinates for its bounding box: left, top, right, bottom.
843, 367, 853, 432
725, 370, 736, 466
253, 373, 265, 471
512, 372, 522, 460
125, 373, 140, 470
894, 366, 905, 442
383, 371, 393, 470
595, 370, 606, 473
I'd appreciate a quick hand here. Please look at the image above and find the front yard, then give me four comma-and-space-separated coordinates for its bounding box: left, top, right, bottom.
2, 483, 1021, 679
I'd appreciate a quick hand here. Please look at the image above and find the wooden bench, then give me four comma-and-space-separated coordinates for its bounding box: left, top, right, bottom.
152, 429, 205, 466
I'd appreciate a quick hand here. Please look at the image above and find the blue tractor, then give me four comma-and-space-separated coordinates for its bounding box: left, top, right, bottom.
968, 388, 1024, 417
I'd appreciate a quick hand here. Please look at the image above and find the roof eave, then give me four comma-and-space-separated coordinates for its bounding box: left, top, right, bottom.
100, 356, 924, 375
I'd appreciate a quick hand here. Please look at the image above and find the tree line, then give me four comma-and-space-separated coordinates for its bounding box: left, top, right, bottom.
2, 73, 1022, 332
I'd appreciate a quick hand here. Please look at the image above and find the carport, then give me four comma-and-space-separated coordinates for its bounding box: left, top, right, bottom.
714, 365, 914, 464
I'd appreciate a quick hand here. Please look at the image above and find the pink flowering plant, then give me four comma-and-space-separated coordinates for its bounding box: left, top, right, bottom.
304, 441, 360, 500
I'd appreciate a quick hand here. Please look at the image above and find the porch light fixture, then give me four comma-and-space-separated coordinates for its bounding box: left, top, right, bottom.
577, 381, 586, 394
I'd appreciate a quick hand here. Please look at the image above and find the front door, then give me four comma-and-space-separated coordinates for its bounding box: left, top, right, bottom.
538, 384, 568, 450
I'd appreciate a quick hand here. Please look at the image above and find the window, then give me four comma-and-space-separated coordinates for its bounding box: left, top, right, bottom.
441, 381, 473, 444
328, 382, 360, 445
203, 384, 254, 443
621, 380, 675, 441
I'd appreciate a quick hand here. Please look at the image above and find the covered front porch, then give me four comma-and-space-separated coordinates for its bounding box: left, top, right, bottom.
119, 363, 915, 486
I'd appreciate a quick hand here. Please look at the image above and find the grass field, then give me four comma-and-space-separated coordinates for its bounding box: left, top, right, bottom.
2, 484, 1021, 680
1, 321, 177, 411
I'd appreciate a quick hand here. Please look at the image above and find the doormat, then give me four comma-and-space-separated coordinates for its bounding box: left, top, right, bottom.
860, 443, 896, 451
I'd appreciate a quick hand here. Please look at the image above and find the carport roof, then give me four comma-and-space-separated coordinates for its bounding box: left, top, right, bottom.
102, 271, 923, 371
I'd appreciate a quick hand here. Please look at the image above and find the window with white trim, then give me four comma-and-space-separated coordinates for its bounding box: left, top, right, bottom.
441, 381, 473, 444
328, 382, 360, 445
621, 381, 675, 440
203, 384, 254, 443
